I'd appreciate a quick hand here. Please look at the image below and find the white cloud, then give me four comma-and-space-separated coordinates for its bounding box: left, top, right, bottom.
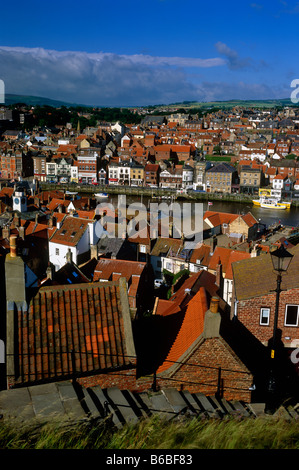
0, 46, 226, 106
0, 46, 288, 106
214, 42, 253, 70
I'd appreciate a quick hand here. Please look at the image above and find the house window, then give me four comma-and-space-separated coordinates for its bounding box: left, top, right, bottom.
55, 248, 59, 256
260, 307, 270, 325
285, 305, 299, 327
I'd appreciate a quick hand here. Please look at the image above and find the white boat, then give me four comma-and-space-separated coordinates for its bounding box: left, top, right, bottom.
260, 200, 287, 210
65, 191, 78, 196
253, 197, 291, 209
95, 192, 109, 199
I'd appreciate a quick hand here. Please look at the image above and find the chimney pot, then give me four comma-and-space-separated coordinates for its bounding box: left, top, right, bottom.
210, 296, 220, 314
9, 235, 18, 258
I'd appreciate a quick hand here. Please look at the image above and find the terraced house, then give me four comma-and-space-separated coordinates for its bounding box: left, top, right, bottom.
205, 162, 239, 194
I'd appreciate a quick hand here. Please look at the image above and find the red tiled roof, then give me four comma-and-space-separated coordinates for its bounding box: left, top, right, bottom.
47, 198, 71, 212
224, 251, 251, 280
49, 216, 90, 247
157, 287, 208, 374
208, 246, 234, 273
93, 258, 146, 283
0, 187, 14, 198
241, 212, 258, 227
15, 279, 135, 384
204, 210, 238, 225
74, 210, 95, 220
204, 210, 257, 229
189, 244, 211, 266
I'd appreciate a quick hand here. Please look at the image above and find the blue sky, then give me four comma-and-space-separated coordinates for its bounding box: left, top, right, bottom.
0, 0, 298, 106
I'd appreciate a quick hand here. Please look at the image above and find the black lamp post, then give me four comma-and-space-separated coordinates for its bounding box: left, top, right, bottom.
266, 245, 293, 411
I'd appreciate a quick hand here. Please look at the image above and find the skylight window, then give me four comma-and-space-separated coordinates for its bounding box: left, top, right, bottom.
71, 232, 76, 237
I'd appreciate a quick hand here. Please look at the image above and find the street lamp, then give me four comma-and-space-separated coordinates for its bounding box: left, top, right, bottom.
266, 245, 293, 412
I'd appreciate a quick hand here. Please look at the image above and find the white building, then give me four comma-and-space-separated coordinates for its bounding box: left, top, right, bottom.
272, 174, 285, 190
108, 162, 131, 185
78, 150, 98, 184
49, 216, 99, 271
182, 165, 194, 189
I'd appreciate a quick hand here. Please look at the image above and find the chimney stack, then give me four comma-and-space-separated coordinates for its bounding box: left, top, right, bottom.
215, 258, 223, 295
2, 225, 10, 239
9, 235, 18, 258
210, 235, 217, 254
209, 296, 220, 314
203, 296, 221, 338
14, 214, 20, 227
19, 226, 25, 240
90, 244, 98, 260
46, 262, 55, 280
66, 248, 73, 264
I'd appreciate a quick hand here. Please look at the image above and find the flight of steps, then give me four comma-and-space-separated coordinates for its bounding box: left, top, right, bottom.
0, 381, 298, 426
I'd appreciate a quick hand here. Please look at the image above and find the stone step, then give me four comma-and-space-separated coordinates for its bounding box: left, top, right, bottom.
147, 392, 176, 420
29, 383, 66, 419
0, 387, 35, 421
81, 387, 101, 419
287, 406, 299, 419
135, 391, 155, 417
219, 397, 236, 415
194, 393, 221, 417
208, 396, 228, 416
121, 390, 149, 419
162, 388, 190, 414
246, 403, 265, 417
90, 385, 123, 428
105, 387, 139, 425
56, 381, 87, 419
230, 400, 251, 417
181, 390, 203, 414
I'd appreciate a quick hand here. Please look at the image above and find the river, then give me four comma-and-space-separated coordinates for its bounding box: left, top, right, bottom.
99, 194, 299, 229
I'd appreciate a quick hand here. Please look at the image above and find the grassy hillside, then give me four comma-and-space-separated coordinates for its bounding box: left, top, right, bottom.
166, 98, 296, 111
3, 94, 297, 110
4, 94, 86, 108
0, 414, 298, 449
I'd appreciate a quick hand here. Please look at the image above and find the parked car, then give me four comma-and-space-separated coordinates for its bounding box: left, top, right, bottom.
154, 279, 164, 288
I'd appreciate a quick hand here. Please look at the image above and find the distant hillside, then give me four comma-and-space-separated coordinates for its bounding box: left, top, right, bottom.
166, 98, 296, 110
4, 94, 88, 108
3, 94, 298, 110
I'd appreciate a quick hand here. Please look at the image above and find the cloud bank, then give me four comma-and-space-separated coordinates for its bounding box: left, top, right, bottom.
0, 46, 287, 106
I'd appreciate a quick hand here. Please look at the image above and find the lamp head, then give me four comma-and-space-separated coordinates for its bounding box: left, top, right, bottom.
270, 245, 293, 273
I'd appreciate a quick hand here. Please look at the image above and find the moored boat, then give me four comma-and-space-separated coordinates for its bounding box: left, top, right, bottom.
95, 192, 109, 199
260, 201, 287, 210
253, 197, 291, 209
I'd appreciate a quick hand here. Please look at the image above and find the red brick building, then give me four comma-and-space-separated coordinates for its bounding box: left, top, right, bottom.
231, 244, 299, 350
0, 151, 33, 180
144, 163, 160, 187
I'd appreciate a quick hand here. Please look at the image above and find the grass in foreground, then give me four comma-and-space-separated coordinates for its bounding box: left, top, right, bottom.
0, 415, 298, 450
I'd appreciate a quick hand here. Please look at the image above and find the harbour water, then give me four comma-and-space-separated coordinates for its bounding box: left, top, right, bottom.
101, 194, 299, 229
